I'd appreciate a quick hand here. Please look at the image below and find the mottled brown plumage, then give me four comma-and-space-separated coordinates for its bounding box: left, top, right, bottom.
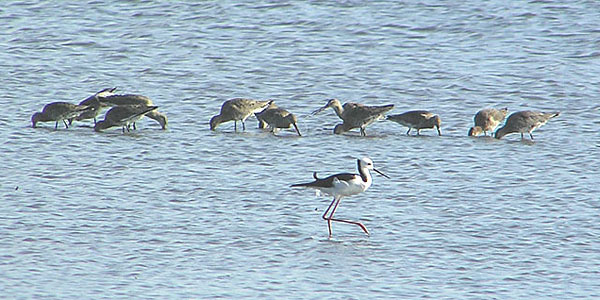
210, 98, 272, 131
468, 108, 508, 136
313, 98, 394, 136
387, 110, 442, 136
98, 94, 168, 129
255, 102, 301, 136
32, 102, 94, 129
94, 105, 158, 133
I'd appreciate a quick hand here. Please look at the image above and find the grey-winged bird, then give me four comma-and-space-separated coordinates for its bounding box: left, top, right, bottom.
387, 110, 442, 136
98, 93, 168, 129
494, 110, 560, 140
94, 105, 158, 133
32, 102, 95, 129
210, 98, 272, 131
255, 102, 301, 136
312, 98, 394, 136
468, 108, 508, 136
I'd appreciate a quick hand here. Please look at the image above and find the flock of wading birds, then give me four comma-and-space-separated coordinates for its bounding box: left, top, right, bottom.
31, 87, 560, 140
30, 88, 561, 236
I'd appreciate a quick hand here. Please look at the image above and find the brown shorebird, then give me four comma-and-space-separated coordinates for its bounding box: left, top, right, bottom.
291, 157, 389, 237
94, 105, 158, 133
468, 108, 508, 136
70, 87, 117, 125
98, 94, 168, 129
32, 102, 95, 129
255, 102, 301, 136
312, 98, 394, 136
210, 98, 272, 131
387, 110, 442, 136
494, 111, 560, 140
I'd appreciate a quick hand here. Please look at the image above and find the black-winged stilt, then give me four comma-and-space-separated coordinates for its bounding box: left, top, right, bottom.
291, 157, 389, 237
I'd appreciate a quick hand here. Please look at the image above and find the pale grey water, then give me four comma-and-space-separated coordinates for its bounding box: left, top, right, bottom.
1, 1, 599, 299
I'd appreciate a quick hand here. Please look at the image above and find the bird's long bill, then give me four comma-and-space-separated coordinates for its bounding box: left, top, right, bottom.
293, 123, 302, 136
311, 104, 329, 116
373, 168, 390, 179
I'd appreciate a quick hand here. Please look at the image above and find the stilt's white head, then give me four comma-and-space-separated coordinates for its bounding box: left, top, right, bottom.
358, 157, 390, 179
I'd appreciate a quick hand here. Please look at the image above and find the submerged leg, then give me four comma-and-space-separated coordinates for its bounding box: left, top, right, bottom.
54, 121, 59, 130
133, 122, 137, 130
234, 121, 237, 132
520, 133, 524, 139
529, 133, 534, 140
63, 120, 69, 129
406, 128, 411, 135
242, 120, 246, 131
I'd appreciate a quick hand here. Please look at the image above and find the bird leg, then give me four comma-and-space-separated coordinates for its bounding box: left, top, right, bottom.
133, 122, 137, 130
324, 196, 370, 236
63, 120, 69, 128
529, 133, 534, 140
54, 121, 59, 130
520, 133, 524, 139
360, 127, 366, 136
242, 120, 246, 131
322, 197, 339, 237
234, 121, 237, 131
406, 128, 411, 135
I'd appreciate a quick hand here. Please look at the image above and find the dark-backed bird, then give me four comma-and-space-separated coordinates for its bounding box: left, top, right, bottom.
312, 98, 394, 136
291, 157, 389, 237
387, 110, 442, 136
468, 108, 508, 136
98, 94, 168, 129
494, 110, 560, 140
94, 105, 158, 133
255, 102, 301, 136
210, 98, 272, 131
70, 87, 117, 125
32, 102, 95, 129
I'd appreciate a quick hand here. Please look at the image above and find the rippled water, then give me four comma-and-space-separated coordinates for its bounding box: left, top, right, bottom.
1, 1, 599, 298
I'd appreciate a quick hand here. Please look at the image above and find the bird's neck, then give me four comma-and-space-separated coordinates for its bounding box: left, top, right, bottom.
331, 102, 345, 119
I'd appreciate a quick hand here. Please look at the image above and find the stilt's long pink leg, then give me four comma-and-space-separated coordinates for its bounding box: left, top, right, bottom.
325, 197, 370, 236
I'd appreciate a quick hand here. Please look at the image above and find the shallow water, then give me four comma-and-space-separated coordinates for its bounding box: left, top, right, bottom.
1, 1, 599, 298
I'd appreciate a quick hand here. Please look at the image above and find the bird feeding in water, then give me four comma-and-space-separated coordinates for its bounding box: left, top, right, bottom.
494, 110, 560, 140
468, 107, 508, 137
312, 98, 394, 136
31, 102, 96, 129
291, 157, 389, 237
94, 105, 159, 133
210, 98, 272, 132
255, 102, 302, 136
98, 93, 168, 129
69, 87, 117, 126
386, 110, 442, 136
